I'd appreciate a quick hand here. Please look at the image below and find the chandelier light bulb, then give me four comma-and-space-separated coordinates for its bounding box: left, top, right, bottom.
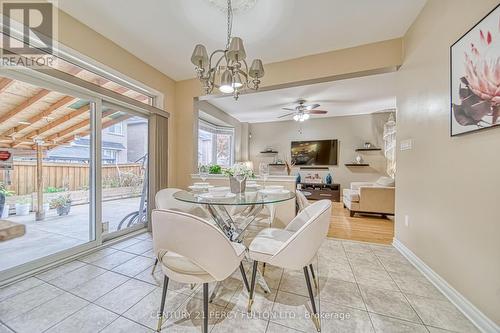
303, 113, 310, 120
293, 115, 299, 121
219, 70, 235, 93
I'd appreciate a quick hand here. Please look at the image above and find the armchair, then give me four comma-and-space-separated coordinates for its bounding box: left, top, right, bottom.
343, 177, 395, 217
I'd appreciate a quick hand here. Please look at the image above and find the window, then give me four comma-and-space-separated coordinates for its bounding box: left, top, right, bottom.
107, 122, 124, 135
198, 120, 234, 167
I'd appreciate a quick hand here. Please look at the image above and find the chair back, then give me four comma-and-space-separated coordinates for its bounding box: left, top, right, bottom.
271, 200, 331, 269
296, 190, 310, 212
152, 209, 240, 281
155, 188, 207, 217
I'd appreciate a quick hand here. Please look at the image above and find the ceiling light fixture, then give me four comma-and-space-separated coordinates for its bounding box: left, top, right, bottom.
293, 113, 310, 122
191, 0, 265, 100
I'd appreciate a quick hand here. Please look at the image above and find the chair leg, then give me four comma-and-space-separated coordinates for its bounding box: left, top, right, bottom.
239, 263, 250, 292
248, 260, 258, 312
156, 275, 169, 332
304, 266, 321, 332
151, 258, 158, 275
203, 283, 209, 333
262, 262, 266, 276
349, 210, 355, 217
309, 264, 319, 290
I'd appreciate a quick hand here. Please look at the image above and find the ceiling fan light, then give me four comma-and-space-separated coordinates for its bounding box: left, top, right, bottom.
249, 59, 264, 78
303, 113, 310, 120
227, 37, 246, 61
219, 70, 234, 93
293, 114, 299, 121
191, 44, 209, 68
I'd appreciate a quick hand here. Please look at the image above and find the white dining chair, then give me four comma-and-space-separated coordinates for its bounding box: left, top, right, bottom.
155, 188, 208, 218
152, 188, 209, 274
152, 209, 249, 333
246, 200, 332, 332
296, 190, 311, 212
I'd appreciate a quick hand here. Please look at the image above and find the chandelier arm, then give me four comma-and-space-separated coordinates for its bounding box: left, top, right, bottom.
208, 49, 226, 71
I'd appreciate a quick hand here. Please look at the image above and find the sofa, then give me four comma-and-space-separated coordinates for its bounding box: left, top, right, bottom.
343, 177, 395, 217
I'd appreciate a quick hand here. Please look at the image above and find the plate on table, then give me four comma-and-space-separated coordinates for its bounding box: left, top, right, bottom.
258, 189, 290, 195
199, 192, 236, 199
189, 185, 214, 190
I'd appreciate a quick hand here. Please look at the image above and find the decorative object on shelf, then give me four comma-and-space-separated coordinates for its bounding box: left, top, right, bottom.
303, 172, 323, 184
355, 155, 363, 164
364, 142, 372, 148
260, 148, 278, 154
224, 163, 254, 193
451, 4, 499, 136
278, 99, 328, 121
296, 173, 301, 184
325, 173, 332, 184
51, 194, 72, 216
383, 113, 396, 178
284, 156, 296, 176
190, 0, 265, 100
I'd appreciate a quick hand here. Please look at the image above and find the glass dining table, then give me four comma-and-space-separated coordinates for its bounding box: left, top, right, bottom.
174, 189, 296, 295
174, 189, 296, 242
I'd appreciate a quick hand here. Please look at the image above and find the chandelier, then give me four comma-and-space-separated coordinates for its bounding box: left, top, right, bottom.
190, 0, 265, 100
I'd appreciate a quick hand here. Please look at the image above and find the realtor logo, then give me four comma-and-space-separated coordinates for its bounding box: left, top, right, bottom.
1, 0, 58, 67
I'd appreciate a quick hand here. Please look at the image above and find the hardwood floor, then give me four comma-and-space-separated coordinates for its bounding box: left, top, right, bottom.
327, 202, 394, 245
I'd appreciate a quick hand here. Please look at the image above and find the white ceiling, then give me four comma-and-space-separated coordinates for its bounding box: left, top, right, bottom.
206, 72, 398, 123
57, 0, 426, 80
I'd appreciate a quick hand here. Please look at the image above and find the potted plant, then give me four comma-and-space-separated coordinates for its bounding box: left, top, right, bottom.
15, 197, 31, 216
223, 163, 255, 194
0, 182, 14, 219
50, 194, 72, 216
209, 164, 222, 174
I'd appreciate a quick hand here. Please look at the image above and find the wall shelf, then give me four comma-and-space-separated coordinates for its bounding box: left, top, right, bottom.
345, 163, 370, 167
355, 148, 381, 152
260, 151, 278, 154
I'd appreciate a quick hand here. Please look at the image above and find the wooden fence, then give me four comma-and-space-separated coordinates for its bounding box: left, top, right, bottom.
0, 161, 142, 195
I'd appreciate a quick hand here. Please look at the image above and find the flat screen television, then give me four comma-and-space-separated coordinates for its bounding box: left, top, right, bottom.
291, 139, 338, 165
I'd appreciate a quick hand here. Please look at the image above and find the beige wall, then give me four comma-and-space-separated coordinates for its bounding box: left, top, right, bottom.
396, 0, 500, 325
56, 10, 177, 185
174, 39, 403, 188
248, 113, 391, 190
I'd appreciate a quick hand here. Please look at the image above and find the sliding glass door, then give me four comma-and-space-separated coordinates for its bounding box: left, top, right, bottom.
0, 72, 99, 280
100, 103, 149, 239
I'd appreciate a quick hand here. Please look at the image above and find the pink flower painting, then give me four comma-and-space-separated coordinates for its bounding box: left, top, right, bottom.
451, 5, 500, 135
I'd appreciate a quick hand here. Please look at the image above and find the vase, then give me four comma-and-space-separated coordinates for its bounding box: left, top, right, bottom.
229, 176, 246, 194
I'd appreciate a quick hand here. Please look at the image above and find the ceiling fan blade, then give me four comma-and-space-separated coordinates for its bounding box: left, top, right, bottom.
278, 112, 296, 119
304, 103, 320, 110
281, 107, 296, 111
308, 110, 328, 114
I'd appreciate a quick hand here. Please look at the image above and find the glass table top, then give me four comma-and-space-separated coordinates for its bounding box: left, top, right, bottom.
173, 189, 296, 206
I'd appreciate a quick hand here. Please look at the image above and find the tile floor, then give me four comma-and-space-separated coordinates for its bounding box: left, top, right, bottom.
0, 233, 478, 333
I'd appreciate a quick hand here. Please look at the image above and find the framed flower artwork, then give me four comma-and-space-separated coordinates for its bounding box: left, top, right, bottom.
451, 4, 499, 136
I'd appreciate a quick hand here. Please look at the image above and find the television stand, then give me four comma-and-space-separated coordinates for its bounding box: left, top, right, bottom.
299, 183, 340, 202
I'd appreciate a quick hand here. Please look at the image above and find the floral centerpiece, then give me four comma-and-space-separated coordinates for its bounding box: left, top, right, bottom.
223, 163, 255, 193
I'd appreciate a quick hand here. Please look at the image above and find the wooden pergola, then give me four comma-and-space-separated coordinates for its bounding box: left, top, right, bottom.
0, 72, 147, 221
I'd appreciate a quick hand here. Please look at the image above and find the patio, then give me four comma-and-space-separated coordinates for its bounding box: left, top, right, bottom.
0, 197, 143, 272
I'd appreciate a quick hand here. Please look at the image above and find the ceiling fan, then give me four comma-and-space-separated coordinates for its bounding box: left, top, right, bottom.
278, 99, 328, 121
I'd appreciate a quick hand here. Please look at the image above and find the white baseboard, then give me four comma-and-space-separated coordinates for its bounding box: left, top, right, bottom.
392, 238, 499, 333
